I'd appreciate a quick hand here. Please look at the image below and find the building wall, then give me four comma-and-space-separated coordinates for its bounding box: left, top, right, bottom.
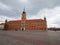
25, 20, 47, 30
4, 19, 47, 31
4, 21, 21, 30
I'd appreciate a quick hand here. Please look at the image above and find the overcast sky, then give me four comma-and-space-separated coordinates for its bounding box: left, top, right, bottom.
0, 0, 60, 28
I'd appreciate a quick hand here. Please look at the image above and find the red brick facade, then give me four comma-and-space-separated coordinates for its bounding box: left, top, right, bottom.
4, 9, 47, 31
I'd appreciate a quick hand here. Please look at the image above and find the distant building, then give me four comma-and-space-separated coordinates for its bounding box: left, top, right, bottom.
0, 23, 5, 30
48, 28, 60, 31
0, 9, 47, 31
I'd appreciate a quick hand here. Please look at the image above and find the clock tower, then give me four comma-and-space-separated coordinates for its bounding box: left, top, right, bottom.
21, 8, 26, 31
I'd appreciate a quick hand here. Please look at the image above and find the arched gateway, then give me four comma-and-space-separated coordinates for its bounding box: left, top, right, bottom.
21, 27, 25, 31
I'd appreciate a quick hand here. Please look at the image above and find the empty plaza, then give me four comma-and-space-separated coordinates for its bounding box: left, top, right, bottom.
0, 30, 60, 45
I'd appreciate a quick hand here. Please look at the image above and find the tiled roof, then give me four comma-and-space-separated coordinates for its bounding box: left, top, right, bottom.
5, 19, 44, 24
26, 19, 44, 23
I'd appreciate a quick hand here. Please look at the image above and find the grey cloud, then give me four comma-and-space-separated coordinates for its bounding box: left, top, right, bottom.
0, 0, 60, 27
0, 0, 60, 15
0, 0, 60, 17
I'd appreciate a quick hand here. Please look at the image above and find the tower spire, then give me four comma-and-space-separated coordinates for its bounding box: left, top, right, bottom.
5, 19, 7, 23
44, 16, 46, 21
24, 8, 25, 12
21, 7, 26, 20
23, 8, 26, 14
